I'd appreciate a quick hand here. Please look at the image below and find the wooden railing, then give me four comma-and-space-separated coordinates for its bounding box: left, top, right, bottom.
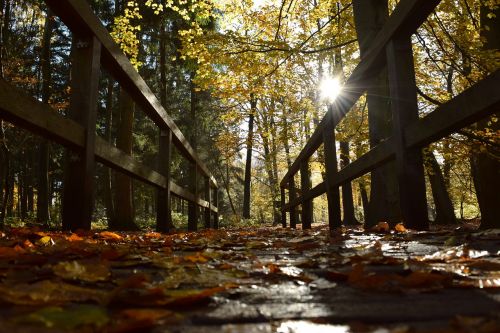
280, 0, 500, 231
0, 0, 218, 232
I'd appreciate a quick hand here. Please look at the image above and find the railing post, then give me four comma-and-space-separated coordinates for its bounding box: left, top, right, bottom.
322, 110, 342, 229
188, 163, 199, 231
386, 37, 429, 230
289, 178, 298, 228
204, 177, 211, 229
280, 186, 286, 227
156, 128, 172, 232
300, 161, 313, 229
213, 187, 219, 229
62, 35, 101, 230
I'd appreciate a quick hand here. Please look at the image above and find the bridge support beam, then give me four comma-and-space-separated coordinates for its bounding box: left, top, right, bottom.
387, 37, 429, 230
300, 161, 313, 229
62, 35, 101, 231
280, 186, 286, 227
156, 128, 172, 232
288, 178, 298, 228
323, 110, 342, 230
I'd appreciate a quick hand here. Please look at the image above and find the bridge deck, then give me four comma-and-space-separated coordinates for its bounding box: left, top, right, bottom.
0, 226, 498, 332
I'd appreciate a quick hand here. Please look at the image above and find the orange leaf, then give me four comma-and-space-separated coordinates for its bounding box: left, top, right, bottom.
23, 239, 35, 248
183, 252, 209, 263
67, 233, 84, 242
394, 223, 407, 233
99, 231, 123, 241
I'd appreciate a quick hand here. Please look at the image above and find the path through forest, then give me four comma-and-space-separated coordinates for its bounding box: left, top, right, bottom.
0, 225, 498, 332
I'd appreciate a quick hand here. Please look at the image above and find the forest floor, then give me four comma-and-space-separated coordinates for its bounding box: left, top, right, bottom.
0, 223, 498, 333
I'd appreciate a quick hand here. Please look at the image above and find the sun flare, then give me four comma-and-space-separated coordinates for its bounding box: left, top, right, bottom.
319, 76, 342, 103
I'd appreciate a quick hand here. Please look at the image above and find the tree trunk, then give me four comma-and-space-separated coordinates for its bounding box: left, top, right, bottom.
159, 20, 168, 108
340, 141, 358, 225
37, 9, 53, 225
353, 0, 401, 227
243, 96, 256, 219
112, 88, 138, 230
0, 0, 6, 76
260, 111, 280, 226
103, 79, 115, 225
424, 149, 456, 225
471, 2, 500, 229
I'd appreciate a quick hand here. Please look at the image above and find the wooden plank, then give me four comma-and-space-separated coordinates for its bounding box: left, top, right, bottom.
62, 35, 101, 231
322, 110, 342, 229
405, 70, 500, 149
283, 182, 326, 212
288, 178, 299, 228
95, 137, 166, 188
280, 186, 287, 227
156, 128, 173, 232
0, 78, 84, 150
280, 0, 440, 188
0, 77, 215, 214
44, 0, 217, 188
334, 139, 395, 188
283, 140, 395, 213
387, 37, 428, 230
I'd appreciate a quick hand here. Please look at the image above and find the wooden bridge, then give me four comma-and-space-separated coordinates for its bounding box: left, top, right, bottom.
0, 0, 498, 233
280, 0, 500, 231
0, 0, 218, 232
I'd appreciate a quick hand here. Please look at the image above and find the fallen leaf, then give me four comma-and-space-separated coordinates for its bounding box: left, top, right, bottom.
99, 231, 123, 241
371, 222, 390, 233
53, 260, 111, 282
0, 280, 108, 305
67, 233, 84, 242
36, 236, 54, 246
394, 223, 407, 233
13, 305, 108, 329
0, 246, 25, 257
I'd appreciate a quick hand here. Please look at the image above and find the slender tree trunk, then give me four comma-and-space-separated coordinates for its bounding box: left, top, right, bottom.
159, 20, 168, 108
243, 96, 256, 219
340, 141, 358, 225
20, 153, 27, 220
218, 162, 237, 216
424, 149, 456, 225
353, 0, 401, 227
260, 112, 280, 226
103, 79, 115, 225
0, 0, 6, 76
282, 109, 292, 169
270, 114, 281, 225
112, 88, 138, 230
37, 9, 53, 225
471, 3, 500, 229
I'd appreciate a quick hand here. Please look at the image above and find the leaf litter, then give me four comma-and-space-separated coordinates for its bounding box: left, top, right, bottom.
0, 224, 498, 332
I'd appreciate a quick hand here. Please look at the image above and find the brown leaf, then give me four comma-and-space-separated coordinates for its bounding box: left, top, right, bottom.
371, 222, 390, 233
0, 245, 25, 257
52, 260, 111, 283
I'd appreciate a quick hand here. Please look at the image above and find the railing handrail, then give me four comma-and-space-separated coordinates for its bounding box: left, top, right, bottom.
0, 0, 219, 231
45, 0, 217, 187
279, 0, 500, 231
280, 0, 440, 188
